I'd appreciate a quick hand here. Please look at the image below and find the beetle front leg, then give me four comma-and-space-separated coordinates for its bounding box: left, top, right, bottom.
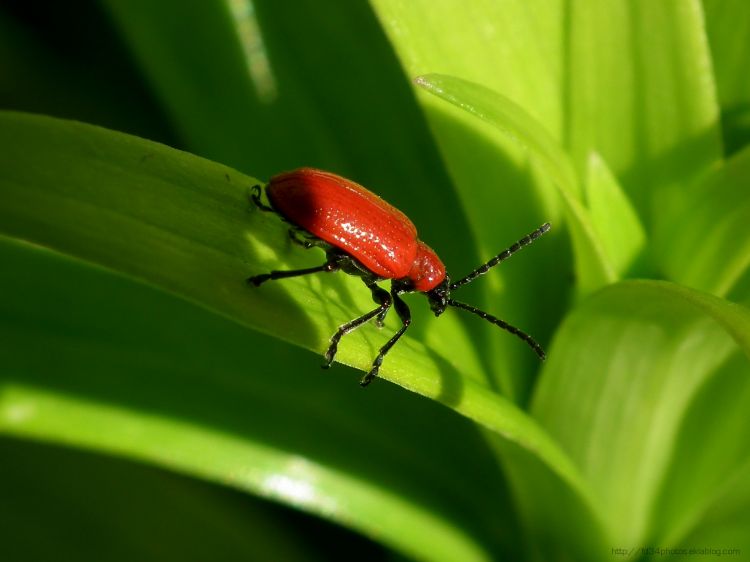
360, 292, 411, 387
322, 284, 392, 369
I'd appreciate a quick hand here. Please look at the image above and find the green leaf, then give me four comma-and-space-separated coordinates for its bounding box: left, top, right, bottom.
414, 75, 580, 203
0, 111, 600, 557
372, 0, 717, 399
369, 0, 566, 139
651, 359, 750, 552
102, 0, 479, 305
532, 280, 750, 545
0, 236, 511, 562
657, 146, 750, 298
584, 152, 646, 277
658, 456, 750, 560
703, 0, 750, 111
372, 0, 722, 226
703, 0, 750, 154
416, 73, 615, 297
371, 0, 575, 400
563, 0, 723, 225
0, 438, 317, 562
101, 0, 455, 204
371, 1, 723, 399
3, 2, 743, 559
492, 438, 611, 562
0, 112, 490, 397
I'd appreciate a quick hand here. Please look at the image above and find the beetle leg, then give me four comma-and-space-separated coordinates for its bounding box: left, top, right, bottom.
375, 308, 388, 328
288, 228, 328, 250
250, 184, 275, 212
364, 279, 392, 329
322, 284, 392, 369
362, 279, 392, 332
247, 258, 340, 286
360, 293, 411, 387
288, 229, 313, 248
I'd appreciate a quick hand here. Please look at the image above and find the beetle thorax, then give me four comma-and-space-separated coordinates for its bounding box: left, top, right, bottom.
406, 241, 446, 293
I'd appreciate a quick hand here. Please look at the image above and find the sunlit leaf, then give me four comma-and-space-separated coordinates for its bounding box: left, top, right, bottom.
563, 0, 722, 226
416, 74, 614, 297
584, 152, 646, 278
657, 146, 750, 298
533, 280, 750, 545
0, 112, 598, 560
0, 236, 516, 562
703, 0, 750, 154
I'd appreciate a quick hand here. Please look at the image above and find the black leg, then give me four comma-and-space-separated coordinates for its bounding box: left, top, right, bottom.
323, 282, 391, 368
247, 259, 339, 286
288, 229, 328, 250
360, 293, 411, 387
289, 229, 313, 248
250, 184, 275, 212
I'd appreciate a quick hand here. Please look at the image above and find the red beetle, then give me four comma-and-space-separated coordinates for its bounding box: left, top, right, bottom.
248, 168, 550, 386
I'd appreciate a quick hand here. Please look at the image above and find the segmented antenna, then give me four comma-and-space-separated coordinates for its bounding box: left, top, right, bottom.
447, 299, 546, 360
450, 223, 551, 290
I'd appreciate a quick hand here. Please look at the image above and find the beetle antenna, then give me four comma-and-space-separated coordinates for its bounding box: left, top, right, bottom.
446, 299, 546, 360
450, 223, 551, 291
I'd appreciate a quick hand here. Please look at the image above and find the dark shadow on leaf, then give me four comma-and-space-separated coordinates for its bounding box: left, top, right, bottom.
721, 104, 750, 158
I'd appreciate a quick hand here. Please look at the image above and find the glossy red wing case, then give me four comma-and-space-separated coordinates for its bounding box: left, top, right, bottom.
267, 168, 419, 279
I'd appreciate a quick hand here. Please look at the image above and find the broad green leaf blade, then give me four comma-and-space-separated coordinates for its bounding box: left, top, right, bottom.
584, 152, 646, 277
703, 0, 750, 110
415, 75, 579, 202
1, 110, 470, 384
655, 457, 750, 561
369, 0, 565, 139
657, 146, 750, 298
703, 0, 750, 154
371, 0, 574, 400
0, 112, 599, 553
564, 0, 722, 225
0, 111, 482, 396
650, 356, 750, 550
0, 236, 512, 562
532, 280, 750, 545
1, 438, 317, 562
371, 0, 722, 229
417, 74, 615, 297
493, 438, 611, 562
392, 85, 568, 401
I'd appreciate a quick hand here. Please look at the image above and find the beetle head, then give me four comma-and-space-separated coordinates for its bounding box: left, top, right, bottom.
425, 278, 450, 316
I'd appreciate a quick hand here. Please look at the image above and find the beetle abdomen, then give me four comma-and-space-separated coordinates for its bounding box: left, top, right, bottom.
268, 168, 419, 279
